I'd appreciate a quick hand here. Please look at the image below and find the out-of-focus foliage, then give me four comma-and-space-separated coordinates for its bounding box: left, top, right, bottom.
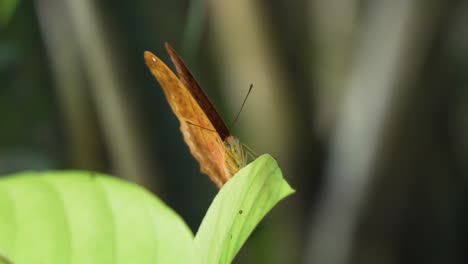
0, 171, 195, 264
0, 0, 18, 27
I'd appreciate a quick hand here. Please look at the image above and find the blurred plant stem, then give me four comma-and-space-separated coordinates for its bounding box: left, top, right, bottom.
209, 0, 298, 175
182, 0, 208, 61
40, 0, 161, 192
34, 0, 103, 171
305, 0, 442, 263
209, 0, 300, 262
310, 0, 358, 136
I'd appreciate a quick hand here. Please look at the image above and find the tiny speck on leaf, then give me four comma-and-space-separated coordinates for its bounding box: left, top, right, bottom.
239, 210, 243, 214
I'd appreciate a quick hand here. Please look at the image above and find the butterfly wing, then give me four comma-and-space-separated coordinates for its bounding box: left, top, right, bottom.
164, 43, 231, 141
144, 51, 230, 187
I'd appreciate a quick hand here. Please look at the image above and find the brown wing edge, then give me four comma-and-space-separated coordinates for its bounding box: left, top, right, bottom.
164, 42, 231, 141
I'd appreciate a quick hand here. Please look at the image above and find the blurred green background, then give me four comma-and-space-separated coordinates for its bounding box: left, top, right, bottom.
1, 0, 468, 263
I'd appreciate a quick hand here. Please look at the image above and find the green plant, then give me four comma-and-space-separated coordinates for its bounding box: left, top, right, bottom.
0, 0, 18, 27
0, 154, 293, 263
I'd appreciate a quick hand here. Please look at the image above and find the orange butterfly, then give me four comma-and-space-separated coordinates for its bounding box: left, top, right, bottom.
144, 43, 248, 188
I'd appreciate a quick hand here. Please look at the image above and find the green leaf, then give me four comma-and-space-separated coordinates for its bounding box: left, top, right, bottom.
0, 171, 195, 264
194, 154, 294, 264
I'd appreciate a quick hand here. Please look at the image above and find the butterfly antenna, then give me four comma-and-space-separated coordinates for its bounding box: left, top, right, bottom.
232, 84, 253, 128
186, 121, 217, 132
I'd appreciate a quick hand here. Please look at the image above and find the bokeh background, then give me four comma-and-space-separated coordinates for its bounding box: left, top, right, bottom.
1, 0, 468, 263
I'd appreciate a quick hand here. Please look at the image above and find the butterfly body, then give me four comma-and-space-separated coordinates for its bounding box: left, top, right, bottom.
144, 43, 246, 188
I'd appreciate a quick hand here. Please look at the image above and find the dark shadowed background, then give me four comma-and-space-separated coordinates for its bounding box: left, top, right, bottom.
1, 0, 468, 263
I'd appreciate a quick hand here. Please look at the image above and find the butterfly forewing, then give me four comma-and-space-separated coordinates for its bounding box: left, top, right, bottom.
165, 43, 231, 140
144, 51, 234, 187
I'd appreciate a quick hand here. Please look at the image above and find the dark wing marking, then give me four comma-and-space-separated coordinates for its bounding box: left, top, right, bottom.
165, 42, 231, 141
